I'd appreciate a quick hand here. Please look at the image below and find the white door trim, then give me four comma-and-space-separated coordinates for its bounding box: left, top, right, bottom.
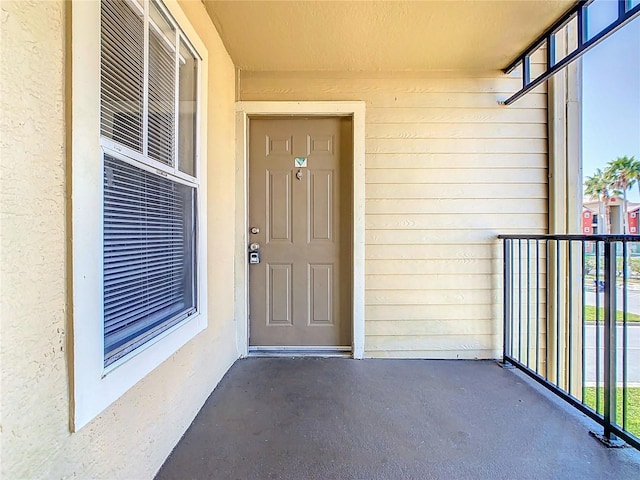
234, 101, 366, 359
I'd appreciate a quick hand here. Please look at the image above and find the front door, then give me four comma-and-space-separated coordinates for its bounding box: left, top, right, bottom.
248, 117, 352, 348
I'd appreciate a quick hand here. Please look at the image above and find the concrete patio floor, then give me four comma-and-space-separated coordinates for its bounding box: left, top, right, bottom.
156, 358, 640, 480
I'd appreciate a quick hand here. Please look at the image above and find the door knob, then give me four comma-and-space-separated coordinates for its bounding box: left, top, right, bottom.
249, 243, 260, 251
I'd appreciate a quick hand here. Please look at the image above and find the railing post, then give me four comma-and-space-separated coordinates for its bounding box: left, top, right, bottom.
503, 238, 513, 365
603, 240, 619, 444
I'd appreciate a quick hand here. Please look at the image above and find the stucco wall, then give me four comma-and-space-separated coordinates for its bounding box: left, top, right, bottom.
240, 71, 548, 359
0, 1, 238, 478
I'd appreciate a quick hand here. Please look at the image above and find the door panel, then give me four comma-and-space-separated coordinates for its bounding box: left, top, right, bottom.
249, 117, 352, 347
267, 263, 292, 325
267, 135, 293, 156
267, 170, 292, 242
309, 263, 333, 325
309, 170, 333, 242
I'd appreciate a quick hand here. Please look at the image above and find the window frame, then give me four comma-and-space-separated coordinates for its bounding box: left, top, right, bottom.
71, 0, 209, 430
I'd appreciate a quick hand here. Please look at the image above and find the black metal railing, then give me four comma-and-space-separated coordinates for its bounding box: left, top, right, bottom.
499, 234, 640, 450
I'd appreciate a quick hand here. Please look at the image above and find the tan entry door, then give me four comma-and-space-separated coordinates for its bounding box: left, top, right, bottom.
248, 117, 352, 347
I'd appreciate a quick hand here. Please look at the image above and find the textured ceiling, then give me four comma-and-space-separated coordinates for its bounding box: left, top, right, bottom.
204, 0, 574, 72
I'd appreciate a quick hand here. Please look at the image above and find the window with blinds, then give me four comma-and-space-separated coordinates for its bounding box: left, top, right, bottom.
100, 0, 200, 367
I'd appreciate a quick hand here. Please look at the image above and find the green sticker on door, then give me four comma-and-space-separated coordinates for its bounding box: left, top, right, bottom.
294, 157, 308, 168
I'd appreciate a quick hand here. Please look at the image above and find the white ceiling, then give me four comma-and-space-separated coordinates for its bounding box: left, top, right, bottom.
204, 0, 575, 72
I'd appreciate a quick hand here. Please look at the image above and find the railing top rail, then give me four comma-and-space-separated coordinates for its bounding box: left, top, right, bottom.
498, 234, 640, 242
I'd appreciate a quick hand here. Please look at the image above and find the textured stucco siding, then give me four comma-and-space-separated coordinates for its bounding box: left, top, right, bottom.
240, 71, 548, 359
0, 1, 238, 478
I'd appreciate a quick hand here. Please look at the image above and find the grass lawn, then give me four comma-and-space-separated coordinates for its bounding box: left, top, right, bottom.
583, 387, 640, 439
583, 305, 640, 322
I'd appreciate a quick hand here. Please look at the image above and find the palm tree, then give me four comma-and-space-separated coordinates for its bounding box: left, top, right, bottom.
627, 155, 640, 198
605, 156, 638, 233
584, 168, 611, 233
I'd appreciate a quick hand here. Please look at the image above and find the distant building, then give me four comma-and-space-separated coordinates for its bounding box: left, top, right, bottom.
582, 207, 596, 234
582, 197, 640, 234
630, 208, 640, 234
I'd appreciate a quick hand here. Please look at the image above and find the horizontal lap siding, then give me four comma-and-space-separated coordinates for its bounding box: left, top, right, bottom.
240, 72, 547, 359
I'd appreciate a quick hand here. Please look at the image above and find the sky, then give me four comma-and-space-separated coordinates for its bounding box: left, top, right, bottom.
582, 1, 640, 201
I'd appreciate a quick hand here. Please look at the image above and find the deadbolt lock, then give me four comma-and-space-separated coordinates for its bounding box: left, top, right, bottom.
248, 242, 261, 264
249, 251, 261, 264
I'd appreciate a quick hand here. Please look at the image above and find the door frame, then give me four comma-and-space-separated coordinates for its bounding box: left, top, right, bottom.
234, 101, 366, 359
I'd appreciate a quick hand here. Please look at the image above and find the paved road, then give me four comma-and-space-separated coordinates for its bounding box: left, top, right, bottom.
584, 287, 640, 315
584, 286, 640, 383
584, 324, 640, 385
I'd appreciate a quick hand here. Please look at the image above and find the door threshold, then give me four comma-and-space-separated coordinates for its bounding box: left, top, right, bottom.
248, 346, 352, 358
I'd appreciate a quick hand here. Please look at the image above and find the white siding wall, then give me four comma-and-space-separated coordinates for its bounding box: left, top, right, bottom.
240, 71, 548, 359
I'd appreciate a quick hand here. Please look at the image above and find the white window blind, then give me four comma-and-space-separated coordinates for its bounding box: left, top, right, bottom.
148, 1, 176, 166
103, 155, 195, 363
178, 38, 198, 176
100, 0, 200, 367
100, 0, 144, 152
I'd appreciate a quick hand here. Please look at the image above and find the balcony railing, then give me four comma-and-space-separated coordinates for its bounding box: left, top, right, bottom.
499, 234, 640, 450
